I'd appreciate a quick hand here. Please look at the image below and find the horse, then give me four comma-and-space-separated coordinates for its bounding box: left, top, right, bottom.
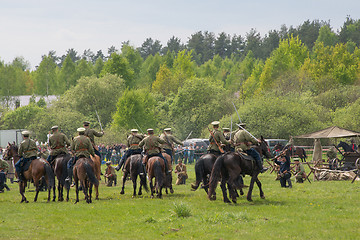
53, 154, 72, 201
162, 152, 174, 194
73, 157, 99, 204
146, 156, 167, 198
120, 154, 148, 197
337, 141, 355, 153
191, 154, 217, 194
3, 143, 55, 203
90, 154, 101, 200
207, 137, 272, 203
275, 143, 307, 162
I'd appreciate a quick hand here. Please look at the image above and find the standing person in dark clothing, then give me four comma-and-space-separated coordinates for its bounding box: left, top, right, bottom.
273, 153, 292, 188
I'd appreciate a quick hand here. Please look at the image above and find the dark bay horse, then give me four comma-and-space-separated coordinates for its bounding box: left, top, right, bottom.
191, 153, 217, 194
53, 154, 72, 201
120, 154, 148, 197
90, 154, 101, 200
4, 143, 55, 203
162, 152, 174, 194
208, 137, 272, 203
146, 156, 167, 198
274, 143, 307, 162
73, 157, 99, 204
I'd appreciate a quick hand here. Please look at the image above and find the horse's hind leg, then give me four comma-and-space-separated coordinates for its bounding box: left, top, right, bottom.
220, 179, 231, 203
255, 178, 265, 199
34, 179, 40, 202
132, 175, 137, 197
89, 183, 93, 203
120, 172, 128, 195
247, 176, 256, 202
74, 180, 79, 204
20, 181, 28, 203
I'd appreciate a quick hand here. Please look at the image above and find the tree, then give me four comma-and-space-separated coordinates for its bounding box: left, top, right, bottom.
0, 104, 45, 129
101, 53, 134, 87
315, 25, 338, 47
170, 78, 232, 138
162, 36, 185, 54
244, 29, 263, 59
76, 59, 93, 79
57, 55, 77, 91
112, 89, 157, 131
152, 64, 173, 95
215, 32, 231, 58
121, 44, 143, 86
338, 17, 360, 46
138, 54, 162, 87
138, 38, 162, 59
33, 55, 58, 95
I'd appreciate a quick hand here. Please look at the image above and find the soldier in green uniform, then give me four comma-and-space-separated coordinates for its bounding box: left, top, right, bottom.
223, 127, 237, 152
47, 126, 71, 165
15, 131, 38, 181
66, 127, 95, 183
207, 121, 230, 156
160, 128, 183, 163
139, 128, 170, 174
0, 159, 10, 192
115, 129, 144, 171
83, 121, 104, 158
293, 158, 306, 183
105, 161, 117, 186
233, 123, 267, 173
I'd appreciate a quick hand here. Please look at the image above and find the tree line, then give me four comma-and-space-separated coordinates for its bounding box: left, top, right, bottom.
1, 17, 360, 143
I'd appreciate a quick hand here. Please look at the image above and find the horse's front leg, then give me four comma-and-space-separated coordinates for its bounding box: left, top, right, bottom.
88, 183, 93, 203
255, 177, 265, 199
19, 181, 28, 203
132, 175, 137, 197
34, 178, 40, 202
247, 176, 256, 202
74, 180, 79, 204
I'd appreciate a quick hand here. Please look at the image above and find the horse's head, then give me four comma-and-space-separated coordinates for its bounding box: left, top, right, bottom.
3, 143, 18, 160
259, 136, 272, 159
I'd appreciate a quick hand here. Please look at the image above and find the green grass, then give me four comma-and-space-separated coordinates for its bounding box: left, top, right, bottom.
1, 162, 360, 240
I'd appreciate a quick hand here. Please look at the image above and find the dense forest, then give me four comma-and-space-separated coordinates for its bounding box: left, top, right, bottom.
1, 18, 360, 143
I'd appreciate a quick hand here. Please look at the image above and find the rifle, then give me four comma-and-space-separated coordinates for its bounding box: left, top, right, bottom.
207, 127, 224, 154
184, 131, 193, 141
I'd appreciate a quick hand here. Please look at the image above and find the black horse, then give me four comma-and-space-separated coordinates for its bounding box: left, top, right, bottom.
191, 154, 217, 194
207, 137, 272, 203
337, 141, 355, 153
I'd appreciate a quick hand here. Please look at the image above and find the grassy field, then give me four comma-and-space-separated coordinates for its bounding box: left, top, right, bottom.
1, 162, 360, 240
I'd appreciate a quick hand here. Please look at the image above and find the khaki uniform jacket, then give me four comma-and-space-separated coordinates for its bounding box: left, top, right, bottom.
160, 133, 183, 150
175, 163, 187, 178
234, 130, 258, 151
207, 129, 229, 152
49, 132, 71, 156
84, 128, 104, 145
139, 135, 166, 155
18, 139, 38, 158
0, 159, 9, 171
294, 164, 305, 178
71, 135, 95, 158
224, 130, 238, 148
105, 166, 116, 178
127, 134, 144, 150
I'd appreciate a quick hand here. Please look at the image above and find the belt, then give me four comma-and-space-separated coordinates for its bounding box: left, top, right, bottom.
130, 144, 139, 146
76, 148, 88, 152
234, 142, 247, 146
25, 149, 36, 153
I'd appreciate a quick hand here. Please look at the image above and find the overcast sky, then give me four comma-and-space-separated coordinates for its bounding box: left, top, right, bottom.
1, 0, 359, 69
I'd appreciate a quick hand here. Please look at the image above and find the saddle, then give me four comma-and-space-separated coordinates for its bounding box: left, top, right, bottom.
235, 151, 254, 162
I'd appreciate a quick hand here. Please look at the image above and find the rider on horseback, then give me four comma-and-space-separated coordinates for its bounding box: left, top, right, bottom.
47, 126, 71, 165
207, 121, 230, 156
15, 131, 38, 181
65, 128, 95, 183
115, 129, 144, 171
160, 128, 183, 162
139, 128, 171, 175
233, 123, 267, 173
83, 121, 104, 158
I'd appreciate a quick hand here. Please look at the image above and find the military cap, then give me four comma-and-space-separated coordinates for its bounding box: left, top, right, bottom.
147, 128, 154, 133
106, 161, 111, 165
77, 127, 86, 133
131, 129, 138, 132
211, 121, 220, 126
21, 130, 30, 136
164, 128, 171, 131
51, 126, 59, 130
83, 121, 91, 126
222, 127, 230, 132
293, 158, 300, 162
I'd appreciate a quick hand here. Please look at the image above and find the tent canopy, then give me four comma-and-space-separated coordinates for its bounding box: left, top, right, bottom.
294, 126, 360, 139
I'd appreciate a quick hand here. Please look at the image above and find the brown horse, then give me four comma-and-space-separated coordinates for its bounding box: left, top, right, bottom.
162, 152, 174, 194
274, 143, 307, 162
146, 156, 167, 198
120, 154, 148, 197
4, 143, 55, 203
208, 137, 272, 203
53, 154, 72, 201
90, 154, 101, 200
73, 157, 99, 204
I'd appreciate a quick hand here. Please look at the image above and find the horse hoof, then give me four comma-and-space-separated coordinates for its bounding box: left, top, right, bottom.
132, 195, 136, 198
95, 197, 99, 200
261, 195, 266, 199
247, 198, 253, 202
138, 192, 142, 196
170, 189, 174, 194
209, 195, 216, 201
224, 199, 231, 203
120, 191, 124, 195
150, 195, 154, 199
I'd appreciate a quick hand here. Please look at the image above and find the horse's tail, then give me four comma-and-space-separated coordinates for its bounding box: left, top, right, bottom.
84, 162, 99, 186
137, 160, 149, 192
154, 160, 164, 190
191, 160, 204, 191
207, 155, 224, 200
44, 162, 55, 188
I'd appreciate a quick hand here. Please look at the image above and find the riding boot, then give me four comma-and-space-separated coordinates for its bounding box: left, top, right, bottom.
115, 158, 124, 171
65, 161, 73, 183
